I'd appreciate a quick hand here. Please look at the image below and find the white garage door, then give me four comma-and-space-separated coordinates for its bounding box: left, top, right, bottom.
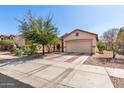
66, 40, 92, 54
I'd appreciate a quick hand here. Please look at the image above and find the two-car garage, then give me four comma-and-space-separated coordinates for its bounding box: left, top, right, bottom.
61, 29, 98, 54
66, 39, 92, 54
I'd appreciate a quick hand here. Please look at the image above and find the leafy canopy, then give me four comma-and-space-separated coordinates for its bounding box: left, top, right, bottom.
18, 11, 59, 46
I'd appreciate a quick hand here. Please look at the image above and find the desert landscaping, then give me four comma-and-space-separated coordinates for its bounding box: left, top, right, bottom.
0, 9, 124, 88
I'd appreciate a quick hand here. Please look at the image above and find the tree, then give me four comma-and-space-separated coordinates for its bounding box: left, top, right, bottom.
102, 28, 119, 42
97, 41, 105, 54
18, 11, 59, 55
101, 28, 119, 59
48, 36, 61, 52
116, 28, 124, 54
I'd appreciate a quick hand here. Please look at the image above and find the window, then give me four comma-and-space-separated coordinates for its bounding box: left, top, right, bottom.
76, 32, 79, 36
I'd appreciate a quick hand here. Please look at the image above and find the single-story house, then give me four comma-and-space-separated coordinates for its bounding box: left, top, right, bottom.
61, 29, 99, 54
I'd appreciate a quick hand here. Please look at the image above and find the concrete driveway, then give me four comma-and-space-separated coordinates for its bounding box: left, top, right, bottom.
0, 53, 114, 88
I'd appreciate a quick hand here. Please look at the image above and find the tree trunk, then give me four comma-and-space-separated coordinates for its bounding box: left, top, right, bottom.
123, 44, 124, 54
113, 54, 116, 59
53, 44, 55, 52
61, 39, 64, 52
47, 45, 51, 53
112, 51, 116, 59
42, 44, 45, 55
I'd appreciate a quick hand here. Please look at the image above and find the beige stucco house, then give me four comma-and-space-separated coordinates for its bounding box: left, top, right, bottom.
61, 29, 98, 54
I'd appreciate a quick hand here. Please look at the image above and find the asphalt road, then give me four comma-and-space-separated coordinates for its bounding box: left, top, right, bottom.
0, 73, 33, 88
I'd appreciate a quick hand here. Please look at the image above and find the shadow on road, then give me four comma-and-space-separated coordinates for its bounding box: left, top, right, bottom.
0, 54, 43, 67
0, 73, 33, 88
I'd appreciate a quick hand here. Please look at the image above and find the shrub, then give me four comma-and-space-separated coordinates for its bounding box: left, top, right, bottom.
118, 48, 124, 54
29, 44, 37, 52
23, 44, 37, 55
10, 48, 16, 53
0, 40, 15, 45
23, 49, 34, 55
13, 43, 37, 56
23, 44, 31, 49
14, 48, 24, 56
97, 41, 105, 54
0, 40, 15, 51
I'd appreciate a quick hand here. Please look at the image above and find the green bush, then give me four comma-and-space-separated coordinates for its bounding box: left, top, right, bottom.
0, 40, 15, 51
118, 48, 124, 54
10, 48, 16, 53
23, 44, 31, 49
13, 44, 37, 56
14, 48, 24, 56
0, 40, 15, 45
23, 44, 37, 55
23, 49, 35, 55
97, 41, 105, 54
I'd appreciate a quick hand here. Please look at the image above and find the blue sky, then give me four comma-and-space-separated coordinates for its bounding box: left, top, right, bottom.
0, 5, 124, 36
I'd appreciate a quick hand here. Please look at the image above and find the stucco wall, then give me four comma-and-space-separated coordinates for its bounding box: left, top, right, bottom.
63, 30, 98, 54
64, 30, 97, 45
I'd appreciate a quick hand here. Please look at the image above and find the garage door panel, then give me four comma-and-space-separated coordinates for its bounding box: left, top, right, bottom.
66, 40, 92, 54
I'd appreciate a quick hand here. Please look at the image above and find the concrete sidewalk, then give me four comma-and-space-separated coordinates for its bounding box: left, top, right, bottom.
106, 67, 124, 78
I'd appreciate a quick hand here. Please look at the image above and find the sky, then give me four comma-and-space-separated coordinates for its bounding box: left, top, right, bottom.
0, 5, 124, 37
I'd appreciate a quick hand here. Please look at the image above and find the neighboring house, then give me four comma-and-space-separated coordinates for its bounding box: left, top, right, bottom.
0, 35, 15, 40
14, 35, 25, 48
0, 35, 16, 50
61, 29, 98, 54
0, 35, 25, 48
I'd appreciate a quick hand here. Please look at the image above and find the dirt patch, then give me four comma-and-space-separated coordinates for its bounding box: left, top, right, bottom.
110, 76, 124, 88
84, 51, 124, 69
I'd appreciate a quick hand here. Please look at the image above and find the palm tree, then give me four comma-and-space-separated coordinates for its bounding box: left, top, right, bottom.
18, 11, 59, 55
